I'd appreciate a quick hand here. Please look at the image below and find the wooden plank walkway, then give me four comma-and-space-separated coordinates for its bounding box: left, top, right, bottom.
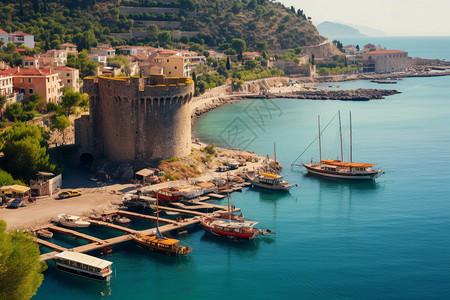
115, 210, 178, 225
208, 193, 225, 199
88, 220, 138, 234
48, 226, 104, 243
36, 238, 67, 252
189, 200, 241, 212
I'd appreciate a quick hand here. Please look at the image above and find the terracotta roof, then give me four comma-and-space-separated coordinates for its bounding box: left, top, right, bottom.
0, 67, 20, 76
15, 68, 55, 76
23, 56, 36, 60
366, 50, 407, 55
60, 43, 77, 47
54, 66, 77, 71
11, 31, 33, 36
0, 29, 7, 34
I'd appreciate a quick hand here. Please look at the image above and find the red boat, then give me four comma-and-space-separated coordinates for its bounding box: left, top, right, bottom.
200, 217, 263, 240
152, 188, 182, 202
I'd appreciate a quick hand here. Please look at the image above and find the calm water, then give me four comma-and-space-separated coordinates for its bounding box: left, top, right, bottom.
34, 55, 450, 300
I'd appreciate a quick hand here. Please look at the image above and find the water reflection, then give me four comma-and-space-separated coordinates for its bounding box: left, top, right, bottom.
199, 232, 266, 258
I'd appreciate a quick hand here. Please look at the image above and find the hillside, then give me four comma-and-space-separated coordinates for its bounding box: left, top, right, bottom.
316, 21, 365, 38
0, 0, 324, 51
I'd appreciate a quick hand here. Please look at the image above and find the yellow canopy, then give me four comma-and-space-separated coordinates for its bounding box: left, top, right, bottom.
0, 184, 30, 194
321, 160, 376, 168
260, 173, 279, 179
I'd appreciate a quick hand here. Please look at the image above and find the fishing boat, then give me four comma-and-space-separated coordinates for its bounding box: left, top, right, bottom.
200, 175, 272, 239
58, 214, 91, 228
294, 111, 384, 180
152, 188, 182, 202
246, 143, 292, 191
37, 229, 53, 238
131, 193, 192, 256
54, 251, 113, 281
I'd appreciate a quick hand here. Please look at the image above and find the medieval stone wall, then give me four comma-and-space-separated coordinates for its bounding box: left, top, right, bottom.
79, 75, 194, 162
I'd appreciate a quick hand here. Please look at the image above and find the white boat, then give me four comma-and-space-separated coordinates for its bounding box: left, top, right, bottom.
58, 214, 91, 228
54, 251, 113, 281
294, 111, 384, 180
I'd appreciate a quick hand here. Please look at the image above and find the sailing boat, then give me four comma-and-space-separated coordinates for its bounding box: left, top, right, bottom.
200, 174, 271, 239
246, 143, 292, 191
300, 111, 384, 180
131, 192, 192, 256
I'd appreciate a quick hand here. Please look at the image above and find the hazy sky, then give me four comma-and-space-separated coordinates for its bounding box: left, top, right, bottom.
279, 0, 450, 36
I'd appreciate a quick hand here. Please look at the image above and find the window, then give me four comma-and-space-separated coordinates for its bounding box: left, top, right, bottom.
67, 73, 70, 76
67, 79, 71, 83
167, 59, 169, 62
174, 66, 177, 69
28, 78, 32, 83
29, 88, 33, 94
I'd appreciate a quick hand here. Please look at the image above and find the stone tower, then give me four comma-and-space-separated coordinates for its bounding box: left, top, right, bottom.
76, 74, 194, 163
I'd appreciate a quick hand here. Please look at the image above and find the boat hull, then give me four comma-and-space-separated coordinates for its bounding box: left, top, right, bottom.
303, 164, 382, 180
59, 220, 91, 228
132, 235, 191, 256
249, 180, 291, 191
200, 221, 259, 240
55, 262, 112, 281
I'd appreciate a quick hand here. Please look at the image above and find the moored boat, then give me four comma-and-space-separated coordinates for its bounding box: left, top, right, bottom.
54, 251, 113, 281
37, 229, 53, 238
293, 111, 384, 180
58, 214, 91, 228
152, 188, 182, 202
114, 216, 131, 224
131, 232, 192, 256
200, 217, 263, 239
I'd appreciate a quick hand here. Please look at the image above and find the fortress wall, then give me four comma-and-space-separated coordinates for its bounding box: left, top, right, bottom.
82, 76, 194, 162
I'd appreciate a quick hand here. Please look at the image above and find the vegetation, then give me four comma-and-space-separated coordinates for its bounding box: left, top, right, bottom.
0, 0, 323, 52
0, 169, 23, 186
0, 220, 47, 300
0, 123, 56, 181
316, 55, 361, 76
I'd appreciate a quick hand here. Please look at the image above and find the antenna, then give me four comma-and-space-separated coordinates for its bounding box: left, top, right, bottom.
338, 110, 343, 162
318, 115, 322, 162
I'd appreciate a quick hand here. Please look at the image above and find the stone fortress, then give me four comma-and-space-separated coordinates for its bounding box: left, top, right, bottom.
75, 74, 194, 164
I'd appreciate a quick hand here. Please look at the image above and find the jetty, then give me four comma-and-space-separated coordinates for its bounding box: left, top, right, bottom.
37, 202, 236, 261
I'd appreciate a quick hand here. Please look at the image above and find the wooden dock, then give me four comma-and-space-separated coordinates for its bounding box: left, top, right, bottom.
38, 198, 237, 261
208, 193, 225, 199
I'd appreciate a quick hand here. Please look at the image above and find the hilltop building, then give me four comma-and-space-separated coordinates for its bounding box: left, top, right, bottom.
38, 49, 68, 68
60, 43, 78, 55
54, 66, 80, 92
347, 49, 408, 73
75, 74, 194, 164
8, 31, 34, 48
22, 56, 39, 69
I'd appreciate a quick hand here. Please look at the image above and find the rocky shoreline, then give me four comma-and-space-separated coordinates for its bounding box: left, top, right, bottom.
263, 88, 401, 101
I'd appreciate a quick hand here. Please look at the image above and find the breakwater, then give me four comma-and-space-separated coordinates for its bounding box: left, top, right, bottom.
191, 88, 400, 118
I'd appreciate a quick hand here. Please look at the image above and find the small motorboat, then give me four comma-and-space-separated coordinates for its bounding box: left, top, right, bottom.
58, 214, 90, 228
37, 229, 53, 238
114, 216, 131, 224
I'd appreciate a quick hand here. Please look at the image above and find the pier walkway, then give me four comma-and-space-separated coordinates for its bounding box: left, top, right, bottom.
48, 226, 104, 244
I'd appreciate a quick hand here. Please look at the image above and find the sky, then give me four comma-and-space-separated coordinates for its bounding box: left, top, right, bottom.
279, 0, 450, 36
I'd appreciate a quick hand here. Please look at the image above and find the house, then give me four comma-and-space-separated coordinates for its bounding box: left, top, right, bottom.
91, 44, 115, 57
347, 49, 408, 73
29, 172, 62, 197
22, 57, 39, 69
152, 55, 189, 77
0, 75, 14, 103
38, 50, 67, 68
9, 31, 34, 48
242, 52, 261, 60
0, 29, 8, 46
60, 43, 78, 55
1, 67, 61, 102
53, 66, 79, 92
342, 45, 357, 55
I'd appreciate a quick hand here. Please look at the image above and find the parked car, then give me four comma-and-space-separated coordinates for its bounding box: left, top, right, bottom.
8, 198, 23, 208
58, 190, 82, 199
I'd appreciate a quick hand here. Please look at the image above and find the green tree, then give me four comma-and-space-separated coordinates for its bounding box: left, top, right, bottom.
157, 31, 172, 46
0, 220, 47, 300
51, 114, 70, 145
231, 38, 246, 60
66, 50, 98, 79
231, 2, 243, 14
226, 57, 231, 70
61, 90, 81, 116
146, 24, 159, 41
0, 123, 55, 181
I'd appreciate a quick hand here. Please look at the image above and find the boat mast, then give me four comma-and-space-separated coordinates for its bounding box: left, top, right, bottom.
318, 115, 322, 162
350, 111, 353, 163
274, 142, 277, 173
338, 110, 343, 162
156, 192, 159, 229
226, 173, 231, 220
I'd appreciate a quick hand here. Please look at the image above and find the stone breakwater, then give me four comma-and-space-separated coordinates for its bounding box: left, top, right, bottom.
191, 88, 400, 118
267, 88, 400, 101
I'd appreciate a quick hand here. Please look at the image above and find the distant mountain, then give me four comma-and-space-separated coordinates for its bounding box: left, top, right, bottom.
347, 24, 385, 36
316, 21, 365, 38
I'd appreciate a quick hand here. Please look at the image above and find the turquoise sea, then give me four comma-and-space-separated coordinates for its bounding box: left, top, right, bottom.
34, 38, 450, 299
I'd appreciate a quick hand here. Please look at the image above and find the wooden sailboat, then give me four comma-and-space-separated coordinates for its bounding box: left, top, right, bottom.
299, 111, 384, 180
246, 143, 292, 191
131, 193, 192, 256
200, 174, 271, 239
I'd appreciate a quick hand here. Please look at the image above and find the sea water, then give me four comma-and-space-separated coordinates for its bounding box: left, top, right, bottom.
33, 43, 450, 299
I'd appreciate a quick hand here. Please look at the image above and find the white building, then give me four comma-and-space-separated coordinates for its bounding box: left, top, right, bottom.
9, 31, 34, 49
54, 66, 80, 92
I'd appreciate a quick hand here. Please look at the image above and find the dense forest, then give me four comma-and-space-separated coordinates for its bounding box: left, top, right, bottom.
0, 0, 324, 51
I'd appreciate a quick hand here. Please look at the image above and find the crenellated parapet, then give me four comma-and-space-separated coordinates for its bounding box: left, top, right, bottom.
77, 74, 194, 162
